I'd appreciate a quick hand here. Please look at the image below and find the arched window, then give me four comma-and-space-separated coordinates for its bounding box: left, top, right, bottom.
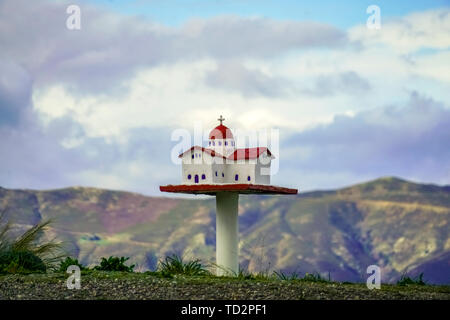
222, 172, 224, 177
218, 141, 222, 146
187, 174, 192, 180
225, 141, 228, 146
212, 141, 215, 146
191, 154, 194, 159
202, 174, 206, 180
215, 171, 218, 176
247, 176, 251, 181
209, 141, 211, 146
235, 174, 239, 181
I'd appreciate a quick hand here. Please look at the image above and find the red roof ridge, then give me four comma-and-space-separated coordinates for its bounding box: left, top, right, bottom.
227, 147, 273, 160
179, 146, 273, 160
178, 146, 226, 159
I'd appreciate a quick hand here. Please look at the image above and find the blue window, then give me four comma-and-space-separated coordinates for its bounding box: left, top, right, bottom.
209, 141, 211, 146
192, 154, 194, 159
212, 141, 215, 146
222, 172, 224, 177
235, 174, 239, 181
215, 171, 218, 176
225, 141, 228, 146
188, 174, 192, 180
247, 176, 251, 181
218, 141, 222, 146
202, 174, 206, 180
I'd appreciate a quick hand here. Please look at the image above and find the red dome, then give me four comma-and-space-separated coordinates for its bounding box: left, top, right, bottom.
209, 124, 234, 140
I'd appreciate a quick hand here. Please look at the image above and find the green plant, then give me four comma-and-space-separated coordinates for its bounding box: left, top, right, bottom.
57, 257, 87, 272
301, 272, 331, 283
93, 256, 135, 272
235, 267, 256, 280
397, 272, 426, 286
0, 250, 46, 274
274, 270, 300, 281
158, 254, 211, 277
0, 213, 64, 274
222, 266, 272, 280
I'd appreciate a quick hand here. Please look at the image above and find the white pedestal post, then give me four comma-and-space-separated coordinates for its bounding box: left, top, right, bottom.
215, 192, 239, 276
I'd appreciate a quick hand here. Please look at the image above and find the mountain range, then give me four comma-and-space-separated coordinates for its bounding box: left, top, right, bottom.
1, 177, 449, 284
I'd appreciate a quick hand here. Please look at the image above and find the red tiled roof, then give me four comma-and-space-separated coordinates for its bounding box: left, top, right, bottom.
179, 146, 273, 160
178, 146, 226, 159
227, 147, 272, 160
209, 124, 234, 140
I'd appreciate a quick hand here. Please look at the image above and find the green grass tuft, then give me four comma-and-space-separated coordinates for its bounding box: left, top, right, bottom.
301, 272, 332, 283
397, 272, 426, 286
274, 270, 300, 281
0, 212, 65, 274
235, 267, 257, 280
157, 254, 211, 277
0, 250, 46, 274
93, 256, 135, 272
57, 257, 87, 272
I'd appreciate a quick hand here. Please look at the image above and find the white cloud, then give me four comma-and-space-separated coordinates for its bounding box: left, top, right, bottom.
413, 51, 450, 83
32, 59, 341, 139
24, 5, 450, 143
3, 2, 450, 193
349, 8, 450, 54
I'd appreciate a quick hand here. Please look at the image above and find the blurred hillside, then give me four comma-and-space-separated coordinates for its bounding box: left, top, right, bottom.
1, 177, 449, 284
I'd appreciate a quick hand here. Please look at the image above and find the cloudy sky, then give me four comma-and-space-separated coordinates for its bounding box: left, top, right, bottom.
0, 0, 449, 196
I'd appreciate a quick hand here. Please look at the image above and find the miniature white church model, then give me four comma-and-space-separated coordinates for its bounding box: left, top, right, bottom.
179, 116, 274, 185
161, 116, 296, 276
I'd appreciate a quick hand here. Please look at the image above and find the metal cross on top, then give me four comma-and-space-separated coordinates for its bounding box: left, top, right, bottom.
218, 115, 225, 125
